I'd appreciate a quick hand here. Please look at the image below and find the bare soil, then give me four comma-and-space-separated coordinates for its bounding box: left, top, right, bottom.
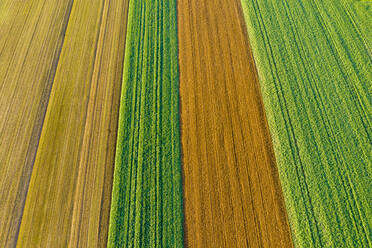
177, 0, 293, 247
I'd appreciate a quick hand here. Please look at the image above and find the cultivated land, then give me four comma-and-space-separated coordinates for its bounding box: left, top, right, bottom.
241, 0, 372, 247
178, 0, 293, 247
0, 0, 74, 246
1, 0, 369, 247
9, 0, 129, 247
108, 0, 183, 247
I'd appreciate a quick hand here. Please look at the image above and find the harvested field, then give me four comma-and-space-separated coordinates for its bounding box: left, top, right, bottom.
241, 0, 372, 247
6, 0, 129, 247
0, 0, 74, 246
178, 0, 293, 247
108, 0, 184, 247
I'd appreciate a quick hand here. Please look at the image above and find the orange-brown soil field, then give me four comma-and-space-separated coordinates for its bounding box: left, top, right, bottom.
178, 0, 293, 247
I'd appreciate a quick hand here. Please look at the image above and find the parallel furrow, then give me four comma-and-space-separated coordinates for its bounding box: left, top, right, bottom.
240, 0, 372, 247
108, 1, 183, 247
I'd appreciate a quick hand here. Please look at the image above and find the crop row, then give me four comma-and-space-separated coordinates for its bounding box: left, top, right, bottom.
240, 0, 371, 247
107, 0, 183, 247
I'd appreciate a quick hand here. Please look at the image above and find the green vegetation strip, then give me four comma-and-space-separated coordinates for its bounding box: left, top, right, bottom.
108, 0, 183, 247
240, 0, 371, 247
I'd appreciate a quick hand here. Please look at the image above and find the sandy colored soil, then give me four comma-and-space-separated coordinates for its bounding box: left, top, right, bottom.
0, 0, 128, 247
177, 0, 293, 247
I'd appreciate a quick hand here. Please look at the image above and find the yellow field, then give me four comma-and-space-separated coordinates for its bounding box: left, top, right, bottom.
0, 0, 74, 246
0, 0, 128, 247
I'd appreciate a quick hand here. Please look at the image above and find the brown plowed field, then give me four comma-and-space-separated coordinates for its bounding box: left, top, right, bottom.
177, 0, 293, 247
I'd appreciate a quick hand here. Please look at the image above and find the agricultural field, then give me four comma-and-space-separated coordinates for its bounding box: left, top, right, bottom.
178, 0, 292, 247
241, 0, 372, 247
107, 0, 183, 247
0, 0, 75, 246
1, 0, 129, 246
0, 0, 370, 247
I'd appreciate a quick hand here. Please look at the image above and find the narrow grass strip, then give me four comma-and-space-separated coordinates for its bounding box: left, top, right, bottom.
240, 0, 371, 247
107, 0, 183, 247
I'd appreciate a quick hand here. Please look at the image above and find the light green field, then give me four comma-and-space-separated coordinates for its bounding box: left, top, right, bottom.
107, 0, 183, 247
240, 0, 371, 247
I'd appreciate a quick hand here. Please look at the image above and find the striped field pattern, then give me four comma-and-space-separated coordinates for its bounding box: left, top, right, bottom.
1, 0, 371, 247
240, 0, 371, 247
15, 0, 129, 246
107, 0, 183, 247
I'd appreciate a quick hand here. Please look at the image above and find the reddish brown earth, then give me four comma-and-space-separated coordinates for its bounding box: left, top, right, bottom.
177, 0, 293, 247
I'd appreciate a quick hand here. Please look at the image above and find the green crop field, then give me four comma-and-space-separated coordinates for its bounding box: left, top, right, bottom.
240, 0, 371, 247
2, 0, 371, 247
107, 0, 183, 247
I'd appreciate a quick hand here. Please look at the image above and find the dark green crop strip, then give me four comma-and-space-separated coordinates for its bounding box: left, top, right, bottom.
108, 0, 183, 247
